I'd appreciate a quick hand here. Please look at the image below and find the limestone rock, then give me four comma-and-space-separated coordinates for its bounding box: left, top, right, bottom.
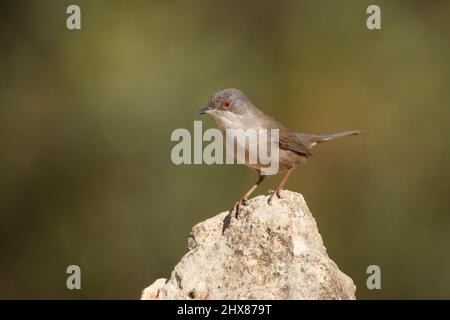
141, 190, 356, 300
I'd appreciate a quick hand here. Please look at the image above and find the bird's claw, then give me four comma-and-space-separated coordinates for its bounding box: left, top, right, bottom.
232, 198, 249, 218
232, 202, 241, 218
267, 189, 282, 205
223, 198, 249, 233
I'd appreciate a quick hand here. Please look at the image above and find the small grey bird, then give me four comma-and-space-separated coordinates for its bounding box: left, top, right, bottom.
198, 88, 359, 228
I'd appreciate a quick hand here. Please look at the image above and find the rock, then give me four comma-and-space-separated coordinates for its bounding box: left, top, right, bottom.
141, 190, 356, 300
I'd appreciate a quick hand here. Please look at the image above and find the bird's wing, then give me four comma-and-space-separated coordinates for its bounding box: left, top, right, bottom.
279, 127, 313, 157
254, 108, 312, 157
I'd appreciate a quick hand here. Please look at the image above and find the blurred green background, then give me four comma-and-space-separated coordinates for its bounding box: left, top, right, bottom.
1, 0, 449, 299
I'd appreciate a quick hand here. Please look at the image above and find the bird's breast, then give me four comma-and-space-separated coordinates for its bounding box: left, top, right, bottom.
213, 115, 283, 172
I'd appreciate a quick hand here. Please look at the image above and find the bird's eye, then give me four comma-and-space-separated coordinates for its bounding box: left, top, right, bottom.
223, 100, 231, 108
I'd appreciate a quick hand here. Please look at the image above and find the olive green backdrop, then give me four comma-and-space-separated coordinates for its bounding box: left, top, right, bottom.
1, 0, 449, 299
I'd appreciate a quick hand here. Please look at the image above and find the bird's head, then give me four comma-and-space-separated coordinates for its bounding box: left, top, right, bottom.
197, 88, 252, 118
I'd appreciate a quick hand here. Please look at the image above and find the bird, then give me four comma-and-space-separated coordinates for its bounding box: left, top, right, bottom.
198, 88, 360, 230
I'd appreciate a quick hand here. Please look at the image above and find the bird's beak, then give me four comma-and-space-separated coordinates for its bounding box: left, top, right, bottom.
197, 106, 213, 115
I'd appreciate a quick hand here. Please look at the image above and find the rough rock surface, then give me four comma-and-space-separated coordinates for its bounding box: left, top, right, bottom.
141, 191, 356, 300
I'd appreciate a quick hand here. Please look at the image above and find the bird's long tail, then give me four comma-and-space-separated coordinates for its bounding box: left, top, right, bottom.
296, 130, 361, 148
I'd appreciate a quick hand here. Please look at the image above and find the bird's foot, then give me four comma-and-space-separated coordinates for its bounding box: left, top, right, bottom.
267, 189, 282, 206
232, 197, 249, 218
222, 198, 249, 233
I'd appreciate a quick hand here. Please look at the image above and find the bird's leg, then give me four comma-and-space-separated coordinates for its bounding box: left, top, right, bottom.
223, 174, 266, 233
268, 168, 294, 205
232, 174, 266, 218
